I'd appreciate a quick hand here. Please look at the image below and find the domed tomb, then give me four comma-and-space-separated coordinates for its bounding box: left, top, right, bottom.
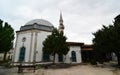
20, 19, 54, 31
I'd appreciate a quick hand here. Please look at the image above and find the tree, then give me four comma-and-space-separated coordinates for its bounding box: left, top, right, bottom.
92, 25, 113, 63
0, 19, 3, 53
112, 14, 120, 66
42, 28, 69, 63
0, 19, 14, 61
92, 14, 120, 66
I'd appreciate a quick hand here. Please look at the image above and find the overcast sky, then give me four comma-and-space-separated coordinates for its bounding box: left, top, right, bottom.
0, 0, 120, 44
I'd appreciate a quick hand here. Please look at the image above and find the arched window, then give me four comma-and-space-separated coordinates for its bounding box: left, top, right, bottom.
19, 47, 25, 62
71, 51, 76, 62
58, 54, 63, 62
43, 51, 49, 62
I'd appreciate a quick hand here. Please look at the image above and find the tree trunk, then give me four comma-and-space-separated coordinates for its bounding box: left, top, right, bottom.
3, 52, 7, 61
53, 53, 55, 64
117, 56, 120, 66
115, 52, 120, 66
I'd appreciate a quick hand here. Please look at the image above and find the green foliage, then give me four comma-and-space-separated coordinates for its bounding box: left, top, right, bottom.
0, 19, 14, 60
42, 28, 69, 63
93, 25, 114, 53
92, 14, 120, 65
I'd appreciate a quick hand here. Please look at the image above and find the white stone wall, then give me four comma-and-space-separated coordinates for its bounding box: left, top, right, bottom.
36, 31, 51, 62
111, 52, 117, 61
65, 46, 82, 64
0, 53, 4, 60
13, 29, 82, 65
0, 53, 12, 61
52, 45, 82, 64
13, 29, 51, 65
13, 31, 32, 62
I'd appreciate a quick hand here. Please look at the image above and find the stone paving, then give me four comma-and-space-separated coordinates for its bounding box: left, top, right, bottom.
38, 65, 120, 75
0, 64, 120, 75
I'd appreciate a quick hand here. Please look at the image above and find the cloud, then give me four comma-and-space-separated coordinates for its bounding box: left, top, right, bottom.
0, 0, 120, 44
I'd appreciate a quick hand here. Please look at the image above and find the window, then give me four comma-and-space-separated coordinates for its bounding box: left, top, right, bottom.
19, 47, 25, 62
43, 51, 49, 62
71, 51, 76, 62
58, 54, 63, 62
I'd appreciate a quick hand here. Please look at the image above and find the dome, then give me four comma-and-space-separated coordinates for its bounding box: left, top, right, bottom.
20, 19, 54, 32
25, 19, 53, 26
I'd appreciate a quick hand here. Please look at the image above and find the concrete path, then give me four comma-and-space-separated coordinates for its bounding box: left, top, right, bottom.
0, 65, 120, 75
37, 65, 120, 75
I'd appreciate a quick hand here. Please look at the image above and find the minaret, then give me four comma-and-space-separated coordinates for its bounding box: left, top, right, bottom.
59, 12, 64, 33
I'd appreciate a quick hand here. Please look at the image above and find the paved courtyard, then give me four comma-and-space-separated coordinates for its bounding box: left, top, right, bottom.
0, 64, 120, 75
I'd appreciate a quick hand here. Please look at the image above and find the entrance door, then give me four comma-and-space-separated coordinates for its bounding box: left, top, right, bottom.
19, 47, 25, 62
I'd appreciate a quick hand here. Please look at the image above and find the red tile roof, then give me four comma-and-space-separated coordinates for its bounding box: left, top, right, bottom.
67, 42, 84, 46
81, 44, 93, 51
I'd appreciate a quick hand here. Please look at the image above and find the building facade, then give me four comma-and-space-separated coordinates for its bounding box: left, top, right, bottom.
12, 14, 84, 65
0, 49, 13, 61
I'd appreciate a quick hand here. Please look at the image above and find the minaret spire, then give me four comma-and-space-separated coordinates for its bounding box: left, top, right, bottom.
60, 12, 63, 22
59, 12, 64, 33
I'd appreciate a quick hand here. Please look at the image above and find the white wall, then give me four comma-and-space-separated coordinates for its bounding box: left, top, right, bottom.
52, 45, 82, 64
13, 29, 51, 65
36, 31, 51, 62
14, 31, 32, 62
13, 29, 82, 65
65, 46, 82, 64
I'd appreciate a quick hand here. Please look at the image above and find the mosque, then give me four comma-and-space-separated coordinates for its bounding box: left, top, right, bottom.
12, 13, 92, 65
